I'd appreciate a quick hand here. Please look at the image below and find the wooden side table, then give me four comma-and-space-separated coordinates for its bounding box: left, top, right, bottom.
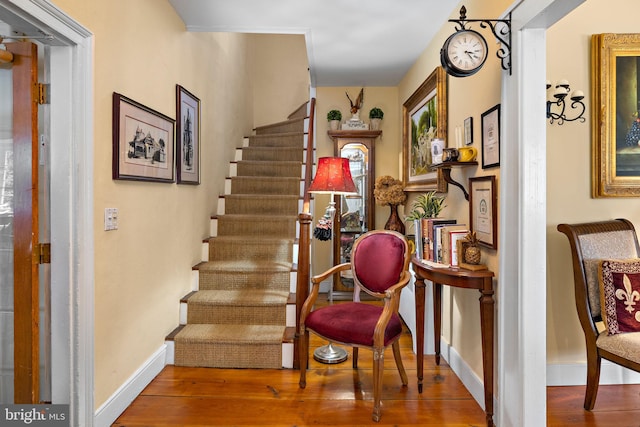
411, 257, 496, 427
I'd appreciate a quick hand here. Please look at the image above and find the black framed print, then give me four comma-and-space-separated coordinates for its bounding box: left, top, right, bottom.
481, 104, 500, 169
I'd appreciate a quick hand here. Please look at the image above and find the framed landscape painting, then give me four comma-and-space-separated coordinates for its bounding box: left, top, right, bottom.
402, 66, 448, 192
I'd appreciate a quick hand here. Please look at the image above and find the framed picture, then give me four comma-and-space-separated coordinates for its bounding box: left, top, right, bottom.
176, 85, 201, 184
592, 33, 640, 197
481, 104, 500, 169
402, 66, 448, 192
464, 116, 473, 145
469, 175, 497, 249
112, 93, 175, 182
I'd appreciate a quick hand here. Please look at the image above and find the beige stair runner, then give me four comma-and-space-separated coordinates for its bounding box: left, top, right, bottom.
171, 105, 306, 369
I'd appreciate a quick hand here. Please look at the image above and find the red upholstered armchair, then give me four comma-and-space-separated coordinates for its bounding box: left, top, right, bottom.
298, 230, 411, 422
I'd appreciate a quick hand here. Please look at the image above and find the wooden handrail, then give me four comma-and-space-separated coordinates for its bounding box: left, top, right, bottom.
302, 97, 315, 213
294, 97, 315, 369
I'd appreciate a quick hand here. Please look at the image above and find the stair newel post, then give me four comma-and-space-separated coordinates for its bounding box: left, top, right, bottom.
295, 210, 312, 369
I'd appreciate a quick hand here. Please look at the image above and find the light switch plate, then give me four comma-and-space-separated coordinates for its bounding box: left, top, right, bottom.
104, 207, 118, 231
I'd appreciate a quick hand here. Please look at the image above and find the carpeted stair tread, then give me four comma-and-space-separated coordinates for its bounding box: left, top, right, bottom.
176, 324, 285, 344
247, 133, 304, 148
199, 259, 293, 273
236, 160, 302, 178
241, 146, 303, 162
230, 176, 300, 195
223, 194, 299, 215
187, 289, 290, 306
174, 324, 284, 368
217, 215, 297, 237
254, 117, 304, 135
198, 269, 290, 291
186, 290, 288, 325
208, 236, 294, 262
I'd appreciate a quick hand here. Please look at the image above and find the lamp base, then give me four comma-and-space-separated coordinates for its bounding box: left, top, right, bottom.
313, 343, 348, 364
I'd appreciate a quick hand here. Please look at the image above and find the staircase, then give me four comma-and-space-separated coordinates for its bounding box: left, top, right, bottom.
166, 103, 310, 369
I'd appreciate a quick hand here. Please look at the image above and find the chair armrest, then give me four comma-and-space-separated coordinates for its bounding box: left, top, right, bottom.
299, 262, 352, 333
384, 270, 411, 299
311, 262, 350, 284
373, 271, 412, 347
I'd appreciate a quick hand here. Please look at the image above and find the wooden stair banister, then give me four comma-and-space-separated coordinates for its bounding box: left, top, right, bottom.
295, 97, 315, 369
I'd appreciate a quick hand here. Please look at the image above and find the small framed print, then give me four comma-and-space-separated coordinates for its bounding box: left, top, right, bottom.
469, 175, 497, 249
464, 116, 473, 145
481, 104, 500, 169
176, 85, 201, 184
112, 93, 175, 183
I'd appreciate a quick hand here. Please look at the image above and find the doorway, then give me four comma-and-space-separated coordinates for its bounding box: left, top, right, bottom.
0, 1, 94, 425
0, 36, 52, 404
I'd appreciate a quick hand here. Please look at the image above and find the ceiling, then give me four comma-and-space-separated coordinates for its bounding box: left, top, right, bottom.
168, 0, 460, 87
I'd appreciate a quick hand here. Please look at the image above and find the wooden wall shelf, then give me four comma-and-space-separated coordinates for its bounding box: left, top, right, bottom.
432, 161, 478, 201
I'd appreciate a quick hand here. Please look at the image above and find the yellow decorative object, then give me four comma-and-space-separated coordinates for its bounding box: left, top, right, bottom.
458, 146, 478, 162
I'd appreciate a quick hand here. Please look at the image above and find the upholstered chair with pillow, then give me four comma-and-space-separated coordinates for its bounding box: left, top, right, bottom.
558, 219, 640, 410
298, 230, 411, 422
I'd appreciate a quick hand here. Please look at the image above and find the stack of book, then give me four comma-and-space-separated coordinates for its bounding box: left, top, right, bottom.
415, 218, 468, 267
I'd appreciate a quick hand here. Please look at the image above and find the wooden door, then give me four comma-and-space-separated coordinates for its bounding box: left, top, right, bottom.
6, 41, 40, 404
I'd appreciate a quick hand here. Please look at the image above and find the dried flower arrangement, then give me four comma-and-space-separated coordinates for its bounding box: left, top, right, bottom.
374, 175, 407, 206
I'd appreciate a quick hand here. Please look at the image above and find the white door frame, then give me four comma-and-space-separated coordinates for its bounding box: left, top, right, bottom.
500, 1, 584, 426
0, 1, 94, 425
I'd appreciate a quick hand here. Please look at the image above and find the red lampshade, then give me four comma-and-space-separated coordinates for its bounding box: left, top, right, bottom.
308, 157, 357, 195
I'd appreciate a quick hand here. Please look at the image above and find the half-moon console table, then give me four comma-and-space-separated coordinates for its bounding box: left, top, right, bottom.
411, 257, 496, 427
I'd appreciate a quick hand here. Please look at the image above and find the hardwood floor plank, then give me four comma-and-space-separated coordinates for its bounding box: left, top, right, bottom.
113, 395, 487, 426
114, 293, 640, 426
547, 384, 640, 426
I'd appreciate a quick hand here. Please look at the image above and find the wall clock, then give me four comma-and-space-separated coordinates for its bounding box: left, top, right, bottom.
440, 28, 488, 78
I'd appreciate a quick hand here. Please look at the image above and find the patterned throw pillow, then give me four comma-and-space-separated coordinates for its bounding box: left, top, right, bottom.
599, 259, 640, 335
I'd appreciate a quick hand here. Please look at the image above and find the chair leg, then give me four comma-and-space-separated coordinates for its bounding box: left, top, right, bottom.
392, 341, 408, 386
353, 347, 359, 369
372, 348, 384, 422
584, 348, 601, 410
299, 330, 309, 389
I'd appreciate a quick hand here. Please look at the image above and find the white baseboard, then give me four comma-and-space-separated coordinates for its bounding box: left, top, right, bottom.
547, 361, 640, 386
439, 338, 487, 410
94, 345, 167, 427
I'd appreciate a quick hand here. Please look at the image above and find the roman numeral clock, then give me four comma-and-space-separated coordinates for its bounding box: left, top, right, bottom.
441, 28, 488, 77
440, 6, 512, 78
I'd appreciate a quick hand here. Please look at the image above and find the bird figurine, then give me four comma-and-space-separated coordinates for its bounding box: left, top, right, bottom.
346, 88, 364, 120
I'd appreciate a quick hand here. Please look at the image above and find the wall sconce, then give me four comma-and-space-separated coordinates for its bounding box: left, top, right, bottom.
546, 79, 586, 125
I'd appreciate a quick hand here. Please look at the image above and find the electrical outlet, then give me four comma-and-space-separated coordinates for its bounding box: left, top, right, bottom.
104, 208, 118, 231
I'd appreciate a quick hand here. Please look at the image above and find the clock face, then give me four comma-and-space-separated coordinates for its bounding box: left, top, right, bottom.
441, 29, 488, 77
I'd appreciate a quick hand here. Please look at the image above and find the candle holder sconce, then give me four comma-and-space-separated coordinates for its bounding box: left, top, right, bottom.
546, 79, 586, 125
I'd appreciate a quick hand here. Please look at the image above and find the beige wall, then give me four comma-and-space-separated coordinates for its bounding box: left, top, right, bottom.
51, 0, 308, 409
546, 0, 640, 367
250, 34, 310, 127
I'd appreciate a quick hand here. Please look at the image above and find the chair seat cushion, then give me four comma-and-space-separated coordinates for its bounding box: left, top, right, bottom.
597, 330, 640, 364
305, 302, 403, 347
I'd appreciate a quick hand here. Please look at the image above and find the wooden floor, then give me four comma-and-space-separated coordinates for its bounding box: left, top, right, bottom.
113, 296, 640, 426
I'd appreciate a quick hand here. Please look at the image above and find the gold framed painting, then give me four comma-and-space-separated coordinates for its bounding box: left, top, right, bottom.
592, 33, 640, 197
402, 66, 448, 192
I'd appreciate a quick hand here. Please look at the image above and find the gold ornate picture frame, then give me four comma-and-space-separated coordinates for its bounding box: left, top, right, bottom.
592, 33, 640, 197
402, 66, 448, 192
